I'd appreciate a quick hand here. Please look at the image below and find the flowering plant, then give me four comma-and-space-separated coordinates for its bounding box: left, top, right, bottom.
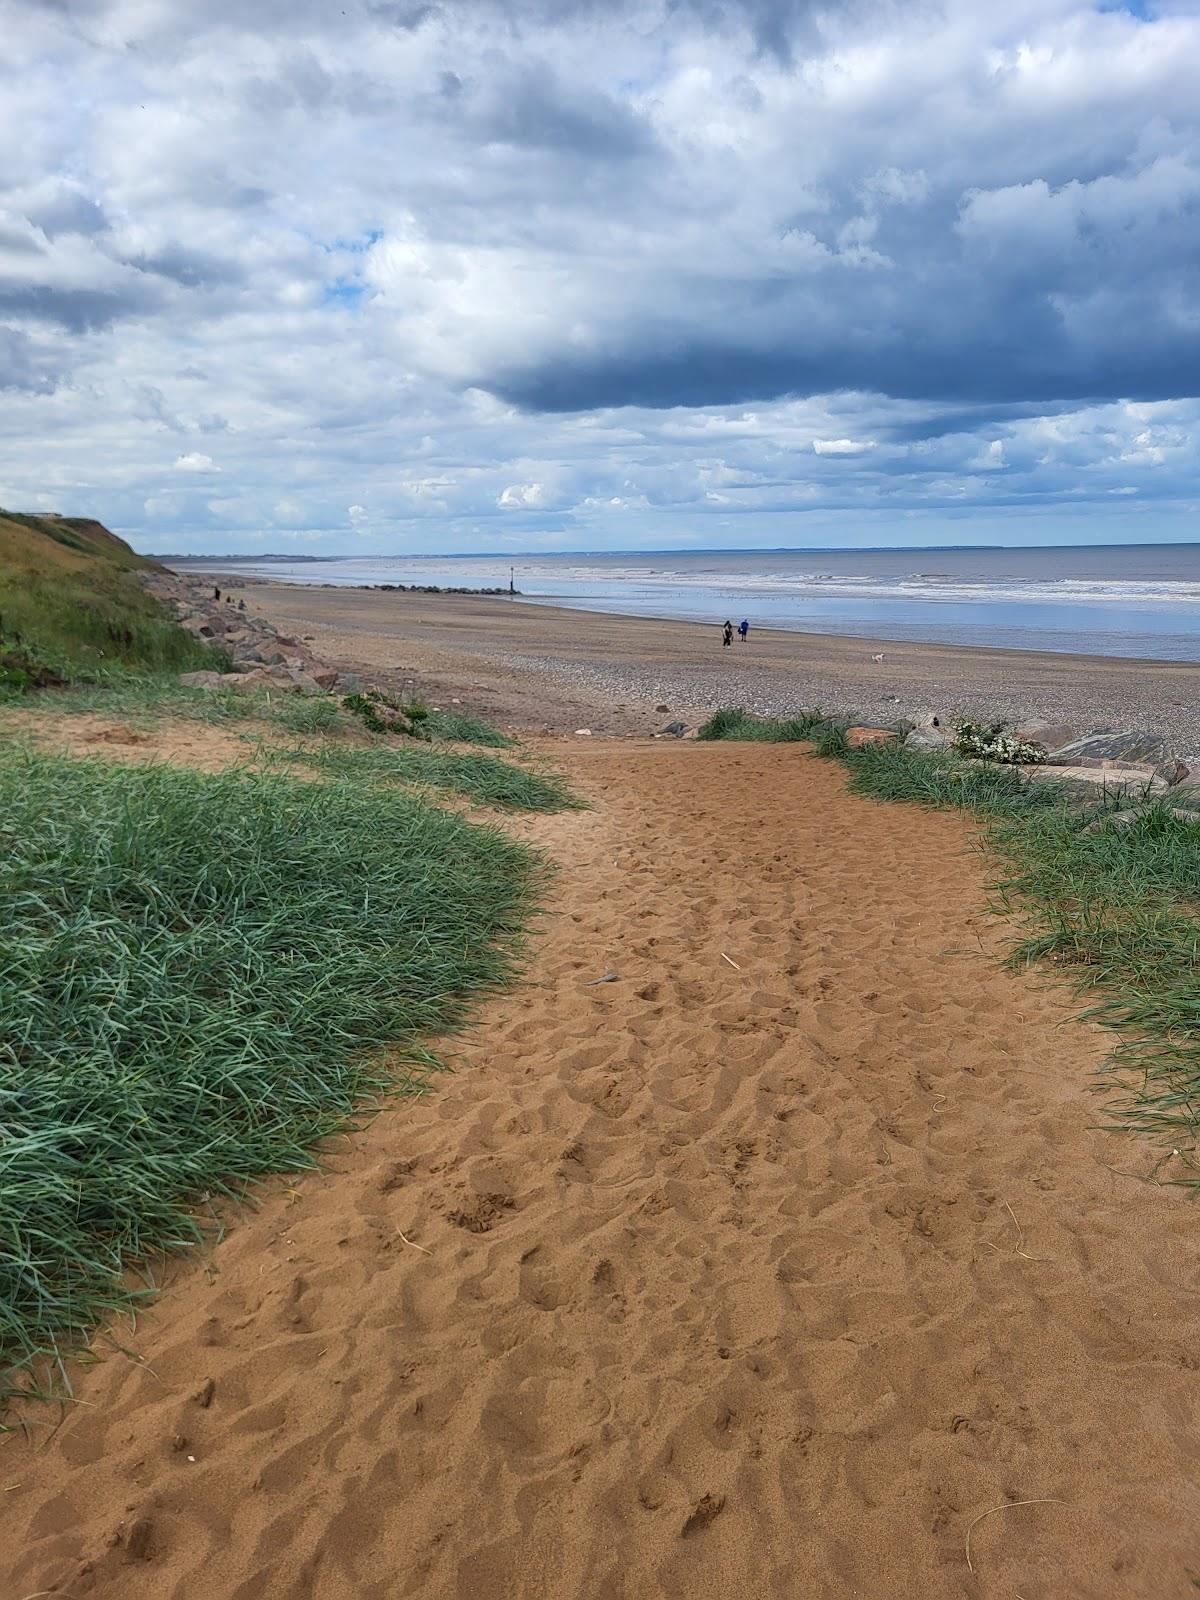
952, 719, 1046, 765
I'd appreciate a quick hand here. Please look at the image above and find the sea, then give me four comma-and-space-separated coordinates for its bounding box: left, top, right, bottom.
181, 544, 1200, 662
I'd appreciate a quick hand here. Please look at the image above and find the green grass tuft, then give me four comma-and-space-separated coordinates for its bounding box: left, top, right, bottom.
422, 709, 514, 747
283, 741, 581, 813
0, 747, 544, 1409
696, 706, 827, 742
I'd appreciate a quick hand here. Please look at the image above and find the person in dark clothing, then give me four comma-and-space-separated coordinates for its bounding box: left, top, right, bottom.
738, 619, 749, 642
722, 620, 733, 647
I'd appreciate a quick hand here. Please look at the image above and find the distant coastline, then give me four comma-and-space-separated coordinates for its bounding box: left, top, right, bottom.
148, 539, 1200, 563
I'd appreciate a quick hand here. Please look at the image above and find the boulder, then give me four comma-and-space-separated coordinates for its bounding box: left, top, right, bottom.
1156, 759, 1191, 787
1029, 764, 1169, 798
285, 668, 324, 695
846, 726, 900, 749
311, 668, 340, 690
225, 670, 279, 688
1051, 730, 1170, 768
335, 672, 361, 692
904, 725, 950, 752
178, 668, 308, 694
1012, 719, 1077, 753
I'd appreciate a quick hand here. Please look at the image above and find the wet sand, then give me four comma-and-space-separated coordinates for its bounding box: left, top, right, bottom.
219, 579, 1200, 745
3, 724, 1200, 1598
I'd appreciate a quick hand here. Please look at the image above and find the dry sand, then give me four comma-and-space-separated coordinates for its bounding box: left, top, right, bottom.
4, 733, 1200, 1599
222, 579, 1200, 745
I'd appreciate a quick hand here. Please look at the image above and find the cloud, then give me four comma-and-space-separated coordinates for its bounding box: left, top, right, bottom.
813, 438, 875, 456
498, 482, 547, 508
0, 0, 1197, 552
0, 326, 54, 391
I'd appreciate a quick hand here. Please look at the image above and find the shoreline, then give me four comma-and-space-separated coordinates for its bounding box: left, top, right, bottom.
194, 572, 1200, 750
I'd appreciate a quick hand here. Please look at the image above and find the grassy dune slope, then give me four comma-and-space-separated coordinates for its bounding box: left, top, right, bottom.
0, 748, 545, 1408
0, 511, 213, 688
0, 512, 576, 1414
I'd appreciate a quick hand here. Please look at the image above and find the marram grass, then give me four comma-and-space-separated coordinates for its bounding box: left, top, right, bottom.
33, 679, 516, 746
0, 748, 545, 1411
281, 739, 582, 813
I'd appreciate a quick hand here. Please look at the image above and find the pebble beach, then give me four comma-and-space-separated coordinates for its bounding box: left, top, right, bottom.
213, 579, 1200, 752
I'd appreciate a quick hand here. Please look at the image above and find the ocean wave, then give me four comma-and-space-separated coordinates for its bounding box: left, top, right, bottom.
504, 566, 1200, 609
198, 556, 1200, 611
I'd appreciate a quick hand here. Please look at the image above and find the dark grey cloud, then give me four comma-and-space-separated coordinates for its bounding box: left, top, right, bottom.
0, 283, 149, 332
0, 326, 54, 391
488, 294, 1200, 412
0, 221, 45, 255
466, 63, 655, 156
441, 0, 838, 63
22, 188, 109, 239
128, 244, 245, 289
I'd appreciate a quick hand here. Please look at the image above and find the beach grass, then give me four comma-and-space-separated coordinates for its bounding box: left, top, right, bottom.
0, 746, 545, 1412
421, 709, 514, 747
696, 706, 827, 743
697, 709, 1200, 1169
279, 740, 581, 813
31, 680, 516, 749
38, 678, 358, 734
841, 738, 1068, 816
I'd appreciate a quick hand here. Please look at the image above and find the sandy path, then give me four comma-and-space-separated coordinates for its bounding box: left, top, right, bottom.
4, 742, 1200, 1599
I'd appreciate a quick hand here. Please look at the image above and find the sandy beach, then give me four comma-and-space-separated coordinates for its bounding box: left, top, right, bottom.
220, 579, 1200, 747
4, 715, 1200, 1598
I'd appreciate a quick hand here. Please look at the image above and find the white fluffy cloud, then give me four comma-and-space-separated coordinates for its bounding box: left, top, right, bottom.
0, 0, 1198, 553
813, 439, 876, 456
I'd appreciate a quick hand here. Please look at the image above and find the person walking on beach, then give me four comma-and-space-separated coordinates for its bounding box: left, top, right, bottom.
738, 618, 749, 643
722, 620, 733, 648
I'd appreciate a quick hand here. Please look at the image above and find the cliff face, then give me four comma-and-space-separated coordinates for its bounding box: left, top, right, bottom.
0, 510, 154, 573
0, 512, 204, 687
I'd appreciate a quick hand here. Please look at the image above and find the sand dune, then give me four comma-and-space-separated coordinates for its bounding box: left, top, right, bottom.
4, 741, 1200, 1599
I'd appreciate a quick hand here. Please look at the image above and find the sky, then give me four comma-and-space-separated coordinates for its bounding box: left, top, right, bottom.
1, 0, 1199, 555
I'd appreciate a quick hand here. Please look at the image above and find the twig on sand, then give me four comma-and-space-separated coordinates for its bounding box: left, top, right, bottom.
582, 973, 619, 986
397, 1229, 432, 1255
721, 952, 741, 970
1003, 1201, 1054, 1262
983, 1202, 1053, 1264
964, 1497, 1069, 1572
